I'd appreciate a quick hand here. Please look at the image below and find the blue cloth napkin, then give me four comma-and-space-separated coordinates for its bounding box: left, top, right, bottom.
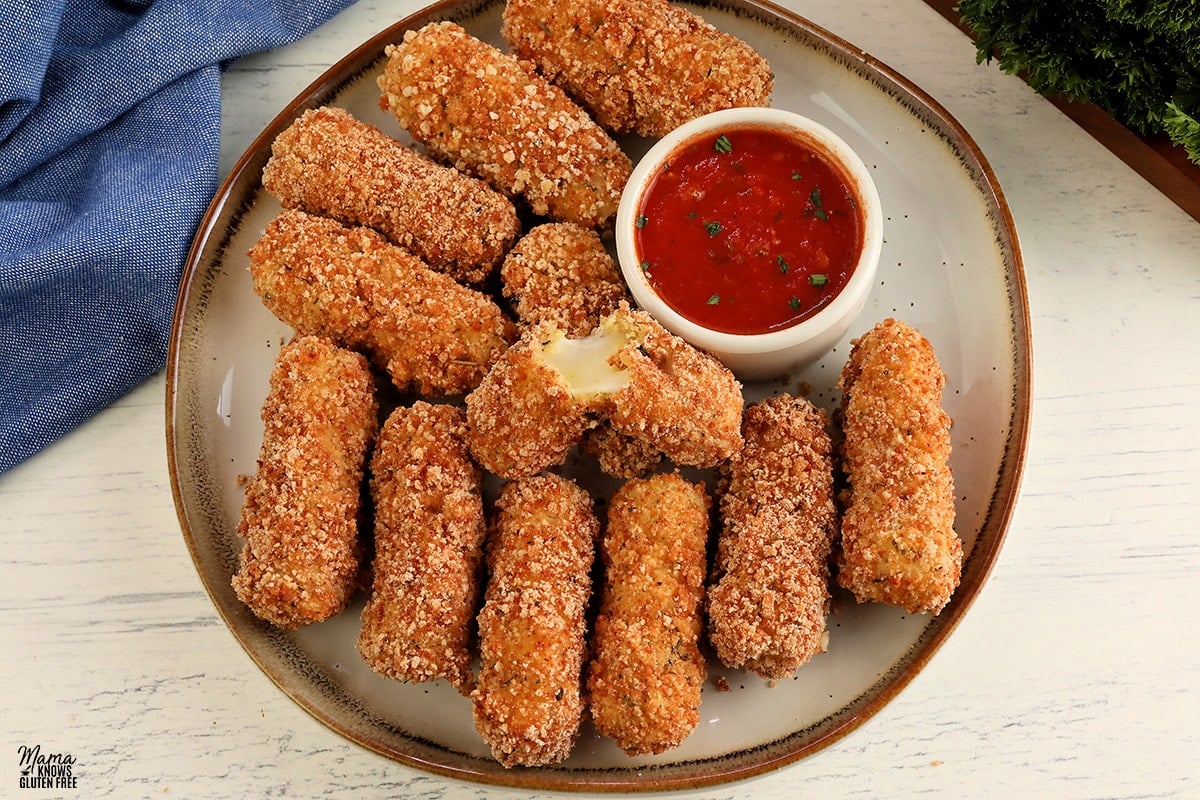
0, 0, 356, 475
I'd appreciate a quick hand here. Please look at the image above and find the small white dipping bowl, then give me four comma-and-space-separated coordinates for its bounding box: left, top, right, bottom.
615, 107, 883, 381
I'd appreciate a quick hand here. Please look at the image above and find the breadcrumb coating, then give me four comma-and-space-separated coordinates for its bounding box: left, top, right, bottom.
606, 306, 744, 468
835, 318, 961, 615
356, 402, 484, 694
379, 22, 632, 228
463, 323, 599, 479
502, 0, 773, 137
580, 423, 663, 479
500, 222, 630, 336
248, 209, 516, 397
587, 473, 710, 756
707, 395, 837, 679
232, 335, 378, 629
472, 474, 598, 767
261, 106, 519, 284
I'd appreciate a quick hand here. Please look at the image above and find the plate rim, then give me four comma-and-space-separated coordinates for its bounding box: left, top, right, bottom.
165, 0, 1032, 790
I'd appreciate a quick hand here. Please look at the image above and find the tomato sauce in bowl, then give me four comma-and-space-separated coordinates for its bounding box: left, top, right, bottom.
634, 126, 863, 335
616, 107, 882, 381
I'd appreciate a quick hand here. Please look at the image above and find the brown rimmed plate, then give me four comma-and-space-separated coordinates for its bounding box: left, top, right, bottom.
166, 0, 1030, 790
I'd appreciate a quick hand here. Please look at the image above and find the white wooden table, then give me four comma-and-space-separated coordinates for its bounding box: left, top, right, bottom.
4, 0, 1198, 797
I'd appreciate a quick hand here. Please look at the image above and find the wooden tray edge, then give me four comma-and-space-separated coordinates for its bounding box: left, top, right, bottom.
921, 0, 1200, 223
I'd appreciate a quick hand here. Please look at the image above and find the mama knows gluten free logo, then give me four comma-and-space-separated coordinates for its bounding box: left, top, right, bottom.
18, 745, 77, 790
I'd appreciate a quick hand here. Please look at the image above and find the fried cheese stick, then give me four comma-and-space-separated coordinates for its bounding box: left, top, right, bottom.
502, 0, 773, 137
464, 304, 742, 478
261, 106, 519, 284
232, 335, 378, 629
357, 402, 484, 694
379, 21, 632, 229
836, 318, 961, 615
587, 473, 710, 756
500, 222, 630, 336
249, 209, 516, 397
707, 395, 838, 679
471, 474, 598, 767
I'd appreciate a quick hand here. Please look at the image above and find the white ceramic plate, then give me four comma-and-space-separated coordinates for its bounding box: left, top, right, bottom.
167, 0, 1030, 790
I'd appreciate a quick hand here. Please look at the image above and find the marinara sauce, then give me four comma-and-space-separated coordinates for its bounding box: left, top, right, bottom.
633, 126, 863, 334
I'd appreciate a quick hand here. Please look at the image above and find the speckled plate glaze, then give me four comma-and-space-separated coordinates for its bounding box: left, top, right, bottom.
166, 0, 1031, 791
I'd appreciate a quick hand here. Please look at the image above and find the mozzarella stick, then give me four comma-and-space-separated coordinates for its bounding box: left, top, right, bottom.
606, 305, 744, 468
471, 474, 599, 767
261, 106, 519, 284
836, 318, 961, 615
500, 222, 630, 336
379, 21, 632, 229
232, 335, 378, 629
707, 395, 838, 679
249, 209, 516, 397
502, 0, 773, 137
463, 322, 600, 479
356, 402, 484, 694
587, 473, 710, 756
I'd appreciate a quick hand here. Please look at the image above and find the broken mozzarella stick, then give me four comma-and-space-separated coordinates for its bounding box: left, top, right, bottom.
836, 317, 961, 615
249, 209, 516, 397
261, 106, 520, 284
587, 473, 710, 756
707, 394, 838, 679
379, 21, 632, 228
471, 474, 598, 767
463, 304, 743, 478
232, 335, 378, 629
357, 402, 485, 694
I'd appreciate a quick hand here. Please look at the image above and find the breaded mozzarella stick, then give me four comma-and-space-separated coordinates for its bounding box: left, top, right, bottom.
502, 0, 773, 137
379, 21, 632, 229
357, 402, 484, 694
232, 335, 378, 629
500, 222, 630, 336
262, 106, 520, 284
249, 209, 516, 397
707, 395, 838, 679
836, 318, 961, 615
472, 474, 598, 767
587, 473, 709, 756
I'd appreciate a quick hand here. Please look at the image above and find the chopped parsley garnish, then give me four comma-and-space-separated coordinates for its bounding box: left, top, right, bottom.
777, 255, 790, 273
705, 221, 722, 237
714, 134, 733, 153
789, 296, 801, 311
810, 273, 828, 288
810, 187, 829, 221
707, 293, 721, 305
636, 215, 648, 228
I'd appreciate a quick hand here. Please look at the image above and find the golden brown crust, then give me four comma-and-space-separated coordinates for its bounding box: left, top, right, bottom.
463, 324, 596, 478
580, 423, 663, 479
261, 106, 519, 284
707, 395, 837, 678
587, 473, 709, 756
835, 318, 961, 615
471, 474, 598, 767
232, 335, 378, 629
379, 22, 632, 229
356, 402, 484, 694
502, 0, 773, 137
607, 306, 744, 468
500, 222, 630, 336
248, 209, 516, 397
